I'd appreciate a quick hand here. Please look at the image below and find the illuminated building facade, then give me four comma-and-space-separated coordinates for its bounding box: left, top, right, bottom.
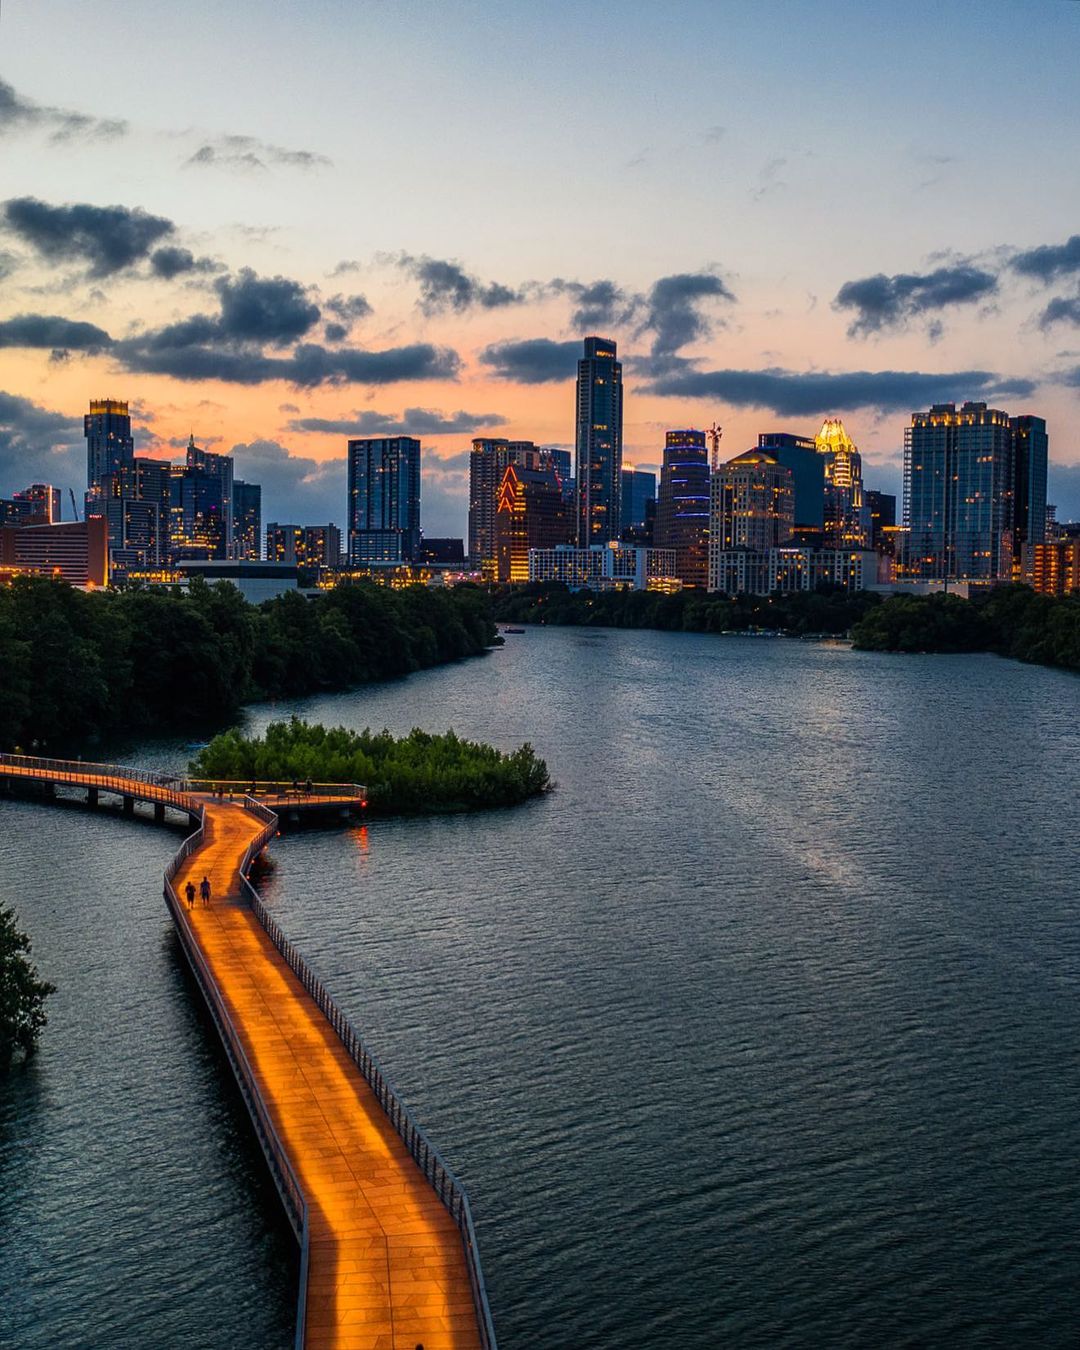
266, 522, 342, 568
575, 337, 623, 545
757, 433, 824, 541
13, 484, 62, 523
347, 436, 421, 564
0, 516, 109, 587
527, 542, 679, 591
815, 418, 870, 548
709, 449, 795, 584
233, 480, 262, 560
712, 546, 874, 596
104, 457, 172, 568
185, 436, 234, 550
468, 439, 567, 569
493, 462, 571, 582
84, 398, 134, 518
169, 462, 229, 560
901, 401, 1033, 585
656, 430, 710, 589
1024, 539, 1080, 595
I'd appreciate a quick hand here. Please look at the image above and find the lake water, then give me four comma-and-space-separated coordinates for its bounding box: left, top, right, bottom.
2, 629, 1079, 1347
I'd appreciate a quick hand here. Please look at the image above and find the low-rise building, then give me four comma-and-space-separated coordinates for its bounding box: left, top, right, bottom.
710, 547, 875, 596
527, 542, 679, 591
0, 516, 109, 587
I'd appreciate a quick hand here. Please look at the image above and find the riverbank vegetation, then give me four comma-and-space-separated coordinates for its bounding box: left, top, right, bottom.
852, 586, 1080, 671
0, 576, 499, 750
492, 582, 882, 636
191, 718, 550, 814
0, 902, 55, 1067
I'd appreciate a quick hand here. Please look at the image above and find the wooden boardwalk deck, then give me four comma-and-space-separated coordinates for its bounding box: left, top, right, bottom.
0, 758, 486, 1350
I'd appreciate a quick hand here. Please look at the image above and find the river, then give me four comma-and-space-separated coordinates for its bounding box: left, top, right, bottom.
2, 628, 1078, 1347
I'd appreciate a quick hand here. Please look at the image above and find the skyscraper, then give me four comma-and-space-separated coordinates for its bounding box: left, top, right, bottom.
347, 436, 421, 564
621, 467, 657, 531
233, 480, 262, 560
575, 337, 623, 546
902, 401, 1023, 584
709, 449, 795, 589
14, 484, 61, 523
468, 440, 569, 572
493, 462, 572, 582
1011, 414, 1048, 556
84, 398, 134, 517
656, 431, 710, 588
185, 435, 234, 552
815, 418, 870, 548
757, 433, 824, 540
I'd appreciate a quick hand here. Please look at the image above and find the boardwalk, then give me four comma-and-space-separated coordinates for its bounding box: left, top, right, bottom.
0, 756, 490, 1350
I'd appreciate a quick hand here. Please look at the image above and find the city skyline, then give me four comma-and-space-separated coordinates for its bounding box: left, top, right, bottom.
3, 2, 1080, 535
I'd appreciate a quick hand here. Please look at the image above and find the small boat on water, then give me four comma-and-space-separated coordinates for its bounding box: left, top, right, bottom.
503, 627, 526, 634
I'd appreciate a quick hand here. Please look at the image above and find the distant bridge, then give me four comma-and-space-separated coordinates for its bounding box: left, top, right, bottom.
0, 752, 495, 1350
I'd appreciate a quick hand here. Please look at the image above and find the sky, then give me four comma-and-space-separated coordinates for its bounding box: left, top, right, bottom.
3, 0, 1080, 536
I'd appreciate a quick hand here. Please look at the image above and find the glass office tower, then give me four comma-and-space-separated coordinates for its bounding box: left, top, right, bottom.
575, 337, 623, 545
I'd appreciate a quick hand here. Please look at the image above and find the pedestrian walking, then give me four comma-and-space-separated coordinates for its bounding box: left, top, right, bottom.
199, 875, 212, 906
184, 880, 196, 909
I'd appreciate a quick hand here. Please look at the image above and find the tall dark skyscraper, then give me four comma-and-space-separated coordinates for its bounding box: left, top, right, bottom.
1011, 415, 1048, 555
656, 430, 710, 588
575, 336, 623, 546
621, 467, 657, 530
347, 436, 421, 563
84, 398, 134, 515
233, 480, 263, 560
186, 435, 234, 550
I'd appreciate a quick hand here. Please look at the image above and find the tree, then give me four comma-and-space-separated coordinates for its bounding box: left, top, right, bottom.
0, 901, 55, 1067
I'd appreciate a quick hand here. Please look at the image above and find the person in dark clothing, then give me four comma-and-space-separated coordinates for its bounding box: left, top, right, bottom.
185, 880, 196, 909
199, 876, 212, 906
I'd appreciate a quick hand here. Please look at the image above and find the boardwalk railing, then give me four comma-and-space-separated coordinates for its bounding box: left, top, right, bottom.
187, 777, 367, 801
238, 809, 497, 1350
0, 751, 198, 815
163, 810, 311, 1350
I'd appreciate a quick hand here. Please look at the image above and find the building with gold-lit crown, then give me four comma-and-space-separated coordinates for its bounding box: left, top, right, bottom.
815, 417, 870, 549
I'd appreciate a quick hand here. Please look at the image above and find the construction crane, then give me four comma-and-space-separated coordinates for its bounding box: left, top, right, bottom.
68, 488, 79, 522
707, 423, 723, 472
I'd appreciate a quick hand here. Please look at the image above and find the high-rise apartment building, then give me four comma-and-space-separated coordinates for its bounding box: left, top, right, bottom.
84, 398, 134, 516
575, 337, 623, 546
185, 436, 234, 551
1011, 415, 1048, 557
708, 449, 795, 590
816, 418, 870, 548
468, 440, 569, 571
266, 522, 342, 568
233, 480, 262, 560
902, 401, 1044, 585
14, 484, 62, 523
656, 430, 710, 589
347, 436, 421, 564
493, 462, 572, 582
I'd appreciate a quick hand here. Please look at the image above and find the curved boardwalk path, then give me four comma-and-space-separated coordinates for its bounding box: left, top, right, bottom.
0, 756, 491, 1350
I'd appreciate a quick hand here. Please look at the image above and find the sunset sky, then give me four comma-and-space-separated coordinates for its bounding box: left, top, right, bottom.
3, 0, 1080, 535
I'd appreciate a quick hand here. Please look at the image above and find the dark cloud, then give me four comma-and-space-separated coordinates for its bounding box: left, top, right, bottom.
1038, 294, 1080, 329
184, 134, 331, 173
115, 330, 459, 388
229, 439, 344, 529
215, 268, 321, 345
0, 390, 85, 499
1, 196, 174, 276
149, 246, 220, 280
479, 337, 581, 384
550, 278, 639, 331
1011, 235, 1080, 283
288, 407, 508, 436
0, 313, 113, 354
325, 293, 373, 323
642, 271, 736, 355
0, 78, 127, 143
834, 265, 998, 337
398, 254, 526, 314
328, 259, 360, 277
643, 363, 1035, 416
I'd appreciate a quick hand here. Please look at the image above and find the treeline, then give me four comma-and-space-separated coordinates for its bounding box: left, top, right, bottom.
0, 576, 499, 750
192, 718, 550, 814
852, 585, 1080, 671
492, 582, 883, 636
